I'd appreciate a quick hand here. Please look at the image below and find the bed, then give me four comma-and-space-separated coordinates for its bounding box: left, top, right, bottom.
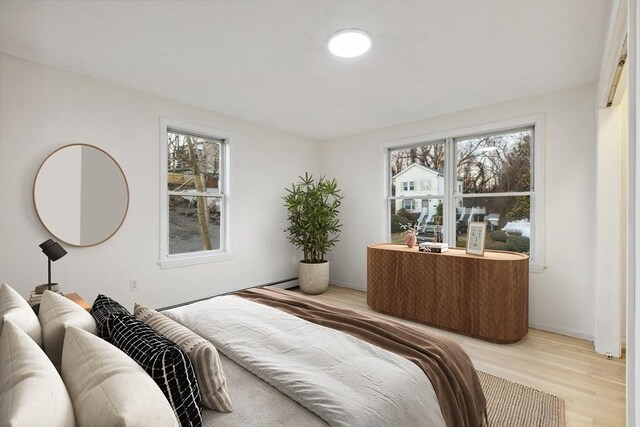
163, 287, 486, 427
0, 283, 486, 427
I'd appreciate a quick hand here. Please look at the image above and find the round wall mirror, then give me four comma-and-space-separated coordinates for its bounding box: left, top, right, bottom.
33, 144, 129, 247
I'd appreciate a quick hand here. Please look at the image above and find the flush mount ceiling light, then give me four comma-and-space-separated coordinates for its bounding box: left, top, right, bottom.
328, 29, 371, 58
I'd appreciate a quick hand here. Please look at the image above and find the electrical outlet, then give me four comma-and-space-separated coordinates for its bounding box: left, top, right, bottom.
129, 279, 139, 292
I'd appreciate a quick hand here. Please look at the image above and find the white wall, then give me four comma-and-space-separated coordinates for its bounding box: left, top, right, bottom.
321, 83, 598, 340
0, 54, 319, 310
595, 104, 623, 356
0, 54, 601, 340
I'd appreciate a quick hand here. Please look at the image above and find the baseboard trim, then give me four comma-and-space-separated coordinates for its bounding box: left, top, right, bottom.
528, 322, 594, 342
157, 277, 298, 311
329, 279, 366, 292
268, 279, 299, 289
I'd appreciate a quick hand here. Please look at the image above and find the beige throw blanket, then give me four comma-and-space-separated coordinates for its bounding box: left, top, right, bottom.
236, 287, 487, 427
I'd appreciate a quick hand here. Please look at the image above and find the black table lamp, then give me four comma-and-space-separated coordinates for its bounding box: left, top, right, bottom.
39, 239, 67, 291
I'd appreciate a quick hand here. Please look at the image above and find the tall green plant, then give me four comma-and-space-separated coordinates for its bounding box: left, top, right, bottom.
284, 173, 343, 263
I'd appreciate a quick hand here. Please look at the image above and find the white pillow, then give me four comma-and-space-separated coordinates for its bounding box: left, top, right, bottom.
0, 320, 76, 427
0, 282, 42, 346
62, 326, 179, 427
39, 290, 97, 370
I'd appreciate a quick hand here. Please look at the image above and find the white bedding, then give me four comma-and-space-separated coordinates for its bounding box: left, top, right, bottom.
165, 295, 446, 427
204, 352, 328, 427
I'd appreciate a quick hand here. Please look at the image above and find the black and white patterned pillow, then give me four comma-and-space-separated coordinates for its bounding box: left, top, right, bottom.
92, 294, 202, 427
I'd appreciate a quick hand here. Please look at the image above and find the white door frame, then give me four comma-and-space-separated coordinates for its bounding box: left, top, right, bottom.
627, 0, 639, 425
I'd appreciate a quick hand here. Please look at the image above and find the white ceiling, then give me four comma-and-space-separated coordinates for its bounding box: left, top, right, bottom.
0, 1, 611, 141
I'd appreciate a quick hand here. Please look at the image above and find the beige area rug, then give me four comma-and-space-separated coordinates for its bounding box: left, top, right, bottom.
478, 371, 565, 427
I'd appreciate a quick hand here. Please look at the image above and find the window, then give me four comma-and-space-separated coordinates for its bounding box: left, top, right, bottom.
402, 181, 415, 191
420, 181, 431, 191
454, 128, 532, 252
403, 199, 415, 210
387, 123, 542, 268
160, 119, 232, 268
390, 141, 446, 232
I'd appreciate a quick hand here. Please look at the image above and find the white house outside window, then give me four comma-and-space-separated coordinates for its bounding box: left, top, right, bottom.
159, 119, 232, 268
387, 124, 541, 267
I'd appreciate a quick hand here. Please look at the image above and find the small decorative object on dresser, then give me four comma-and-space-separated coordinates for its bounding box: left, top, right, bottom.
401, 222, 420, 248
419, 242, 449, 253
466, 221, 487, 256
404, 232, 417, 248
284, 173, 343, 295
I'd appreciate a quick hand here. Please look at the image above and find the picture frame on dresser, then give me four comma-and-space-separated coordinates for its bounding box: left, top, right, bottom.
466, 222, 486, 256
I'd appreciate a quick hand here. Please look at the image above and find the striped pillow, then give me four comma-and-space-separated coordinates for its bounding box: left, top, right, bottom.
134, 303, 233, 412
92, 295, 202, 427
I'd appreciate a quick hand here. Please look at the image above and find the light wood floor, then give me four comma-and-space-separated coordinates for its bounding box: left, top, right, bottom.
293, 285, 626, 427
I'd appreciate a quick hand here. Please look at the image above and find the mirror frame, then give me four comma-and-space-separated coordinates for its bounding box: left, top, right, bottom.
33, 143, 130, 247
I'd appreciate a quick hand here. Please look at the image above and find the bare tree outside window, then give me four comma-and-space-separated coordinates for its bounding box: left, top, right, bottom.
167, 130, 224, 254
456, 130, 531, 194
390, 144, 445, 177
455, 129, 532, 253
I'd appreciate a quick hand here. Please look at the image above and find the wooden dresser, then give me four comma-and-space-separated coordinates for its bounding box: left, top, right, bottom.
367, 243, 529, 343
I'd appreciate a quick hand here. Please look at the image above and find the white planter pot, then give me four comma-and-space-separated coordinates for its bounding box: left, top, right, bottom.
298, 260, 329, 295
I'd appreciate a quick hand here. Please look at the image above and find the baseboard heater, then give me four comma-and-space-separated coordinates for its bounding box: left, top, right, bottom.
156, 277, 298, 311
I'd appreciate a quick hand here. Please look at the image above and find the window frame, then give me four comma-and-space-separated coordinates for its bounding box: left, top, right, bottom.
402, 181, 415, 191
449, 126, 535, 260
382, 114, 545, 273
159, 118, 234, 269
403, 199, 416, 210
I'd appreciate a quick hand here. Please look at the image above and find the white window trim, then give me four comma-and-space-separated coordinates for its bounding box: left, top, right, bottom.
403, 199, 416, 210
381, 114, 546, 273
158, 117, 234, 269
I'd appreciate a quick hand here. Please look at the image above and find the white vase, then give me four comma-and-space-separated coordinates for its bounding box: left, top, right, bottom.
299, 260, 329, 295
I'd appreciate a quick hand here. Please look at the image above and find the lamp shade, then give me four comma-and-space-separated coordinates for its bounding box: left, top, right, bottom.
40, 239, 67, 261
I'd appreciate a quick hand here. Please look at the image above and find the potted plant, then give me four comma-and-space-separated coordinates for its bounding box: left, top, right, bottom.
284, 173, 343, 294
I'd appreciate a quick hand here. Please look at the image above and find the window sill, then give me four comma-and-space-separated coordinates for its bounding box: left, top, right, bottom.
159, 252, 235, 269
529, 264, 546, 274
